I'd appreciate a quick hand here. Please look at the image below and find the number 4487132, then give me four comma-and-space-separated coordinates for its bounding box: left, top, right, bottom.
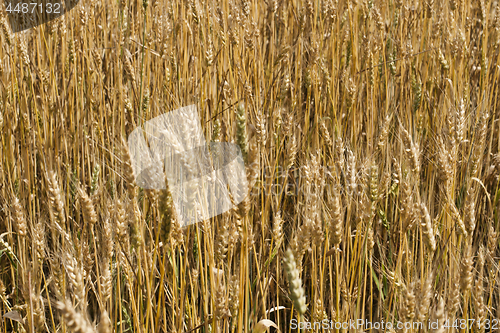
5, 2, 61, 14
443, 318, 499, 330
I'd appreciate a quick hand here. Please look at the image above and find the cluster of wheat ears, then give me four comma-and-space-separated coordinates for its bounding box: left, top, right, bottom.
0, 0, 499, 332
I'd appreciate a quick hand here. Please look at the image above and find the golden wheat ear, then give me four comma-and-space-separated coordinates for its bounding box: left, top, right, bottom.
56, 300, 95, 333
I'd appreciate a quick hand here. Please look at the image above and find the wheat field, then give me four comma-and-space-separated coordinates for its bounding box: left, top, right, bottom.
0, 0, 500, 332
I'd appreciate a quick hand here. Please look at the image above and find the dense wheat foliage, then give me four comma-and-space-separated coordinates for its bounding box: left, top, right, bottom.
0, 0, 500, 331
